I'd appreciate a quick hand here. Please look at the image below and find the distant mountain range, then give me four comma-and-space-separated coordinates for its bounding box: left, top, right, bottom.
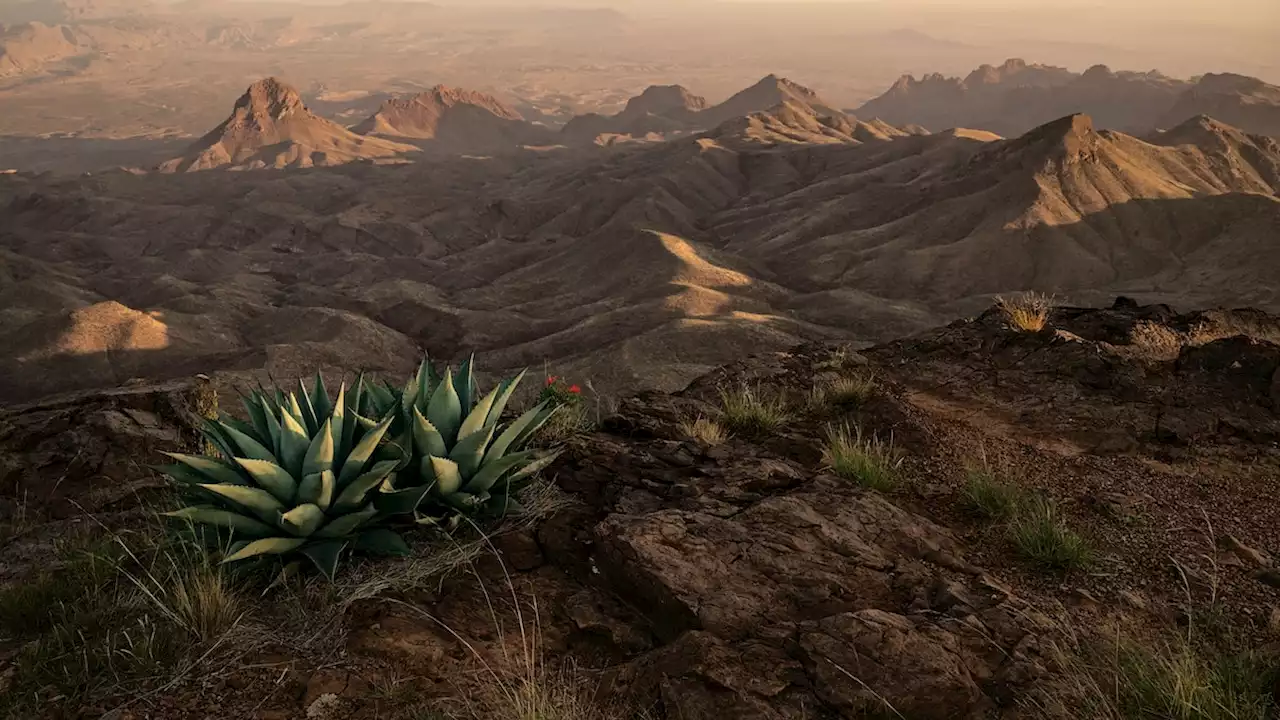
7, 100, 1279, 402
853, 58, 1280, 138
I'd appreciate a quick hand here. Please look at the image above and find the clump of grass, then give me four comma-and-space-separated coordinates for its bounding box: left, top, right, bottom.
680, 416, 726, 445
1011, 496, 1093, 573
996, 292, 1053, 332
823, 424, 902, 491
810, 373, 877, 412
718, 384, 789, 437
962, 468, 1022, 521
815, 345, 865, 372
1050, 634, 1275, 720
535, 403, 594, 445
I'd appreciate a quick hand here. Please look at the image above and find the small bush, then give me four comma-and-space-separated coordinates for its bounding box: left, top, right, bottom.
962, 469, 1021, 521
996, 292, 1053, 332
680, 416, 726, 445
823, 424, 901, 491
810, 374, 877, 412
1011, 496, 1092, 572
719, 384, 789, 436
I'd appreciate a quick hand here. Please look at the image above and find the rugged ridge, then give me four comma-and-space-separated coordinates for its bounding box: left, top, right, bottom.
351, 85, 557, 151
158, 77, 417, 172
853, 58, 1280, 138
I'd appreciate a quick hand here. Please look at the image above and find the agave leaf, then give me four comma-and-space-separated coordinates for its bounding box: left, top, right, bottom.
219, 414, 267, 448
295, 535, 345, 579
311, 372, 333, 424
163, 506, 276, 536
454, 353, 475, 416
414, 356, 433, 411
426, 370, 462, 445
484, 369, 527, 428
338, 413, 395, 486
221, 422, 276, 462
286, 393, 307, 429
487, 495, 526, 518
303, 418, 335, 477
200, 483, 285, 523
314, 503, 378, 538
511, 404, 561, 451
223, 537, 307, 564
296, 379, 319, 435
278, 411, 310, 478
378, 427, 414, 471
296, 469, 336, 511
354, 413, 377, 432
429, 456, 464, 496
365, 380, 396, 417
462, 450, 533, 494
375, 483, 432, 515
340, 377, 363, 461
482, 402, 553, 466
197, 420, 240, 462
450, 423, 496, 479
231, 459, 297, 505
277, 503, 325, 537
331, 383, 348, 464
458, 380, 504, 441
241, 392, 272, 445
162, 453, 246, 486
156, 462, 242, 487
495, 448, 563, 492
411, 407, 449, 459
300, 540, 347, 582
354, 528, 411, 557
332, 460, 398, 513
443, 490, 482, 512
263, 403, 284, 459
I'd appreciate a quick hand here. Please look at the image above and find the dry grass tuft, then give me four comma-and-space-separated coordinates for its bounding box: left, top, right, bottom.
962, 468, 1022, 521
1011, 496, 1093, 573
823, 424, 902, 491
1043, 631, 1274, 720
996, 292, 1053, 332
719, 384, 790, 436
680, 415, 727, 445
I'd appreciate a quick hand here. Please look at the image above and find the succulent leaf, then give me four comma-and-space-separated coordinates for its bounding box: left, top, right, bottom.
483, 403, 553, 466
426, 370, 462, 445
221, 423, 276, 462
222, 537, 306, 564
311, 372, 333, 424
303, 418, 335, 476
278, 503, 325, 537
297, 379, 319, 435
450, 423, 496, 479
430, 456, 464, 495
355, 528, 411, 557
301, 540, 347, 582
199, 483, 285, 523
462, 450, 534, 494
454, 354, 476, 416
297, 469, 336, 510
163, 453, 245, 486
411, 406, 448, 458
278, 410, 310, 478
234, 458, 298, 505
315, 503, 377, 538
163, 506, 275, 536
339, 413, 395, 485
332, 460, 398, 513
374, 483, 432, 515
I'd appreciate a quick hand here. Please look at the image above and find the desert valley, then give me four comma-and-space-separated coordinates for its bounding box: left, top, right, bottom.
3, 0, 1280, 718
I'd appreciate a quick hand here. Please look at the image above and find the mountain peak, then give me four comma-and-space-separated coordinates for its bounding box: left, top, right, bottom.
623, 84, 708, 116
235, 77, 306, 120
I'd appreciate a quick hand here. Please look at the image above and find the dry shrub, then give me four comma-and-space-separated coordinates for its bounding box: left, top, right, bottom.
680, 416, 726, 445
1129, 321, 1185, 361
996, 292, 1053, 332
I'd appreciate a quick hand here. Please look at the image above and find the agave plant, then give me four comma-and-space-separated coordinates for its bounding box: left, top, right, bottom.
364, 356, 562, 527
158, 373, 432, 580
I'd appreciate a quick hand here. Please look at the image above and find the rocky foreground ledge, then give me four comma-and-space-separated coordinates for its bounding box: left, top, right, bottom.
1, 299, 1277, 718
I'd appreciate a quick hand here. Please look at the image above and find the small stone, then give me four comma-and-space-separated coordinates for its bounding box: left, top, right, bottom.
933, 578, 980, 613
1221, 535, 1272, 568
1268, 608, 1280, 636
1118, 590, 1148, 611
225, 674, 249, 690
1068, 588, 1101, 608
303, 670, 350, 707
493, 529, 544, 571
306, 693, 342, 720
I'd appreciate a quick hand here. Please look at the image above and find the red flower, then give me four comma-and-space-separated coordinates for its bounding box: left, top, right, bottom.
568, 385, 581, 394
546, 376, 557, 386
